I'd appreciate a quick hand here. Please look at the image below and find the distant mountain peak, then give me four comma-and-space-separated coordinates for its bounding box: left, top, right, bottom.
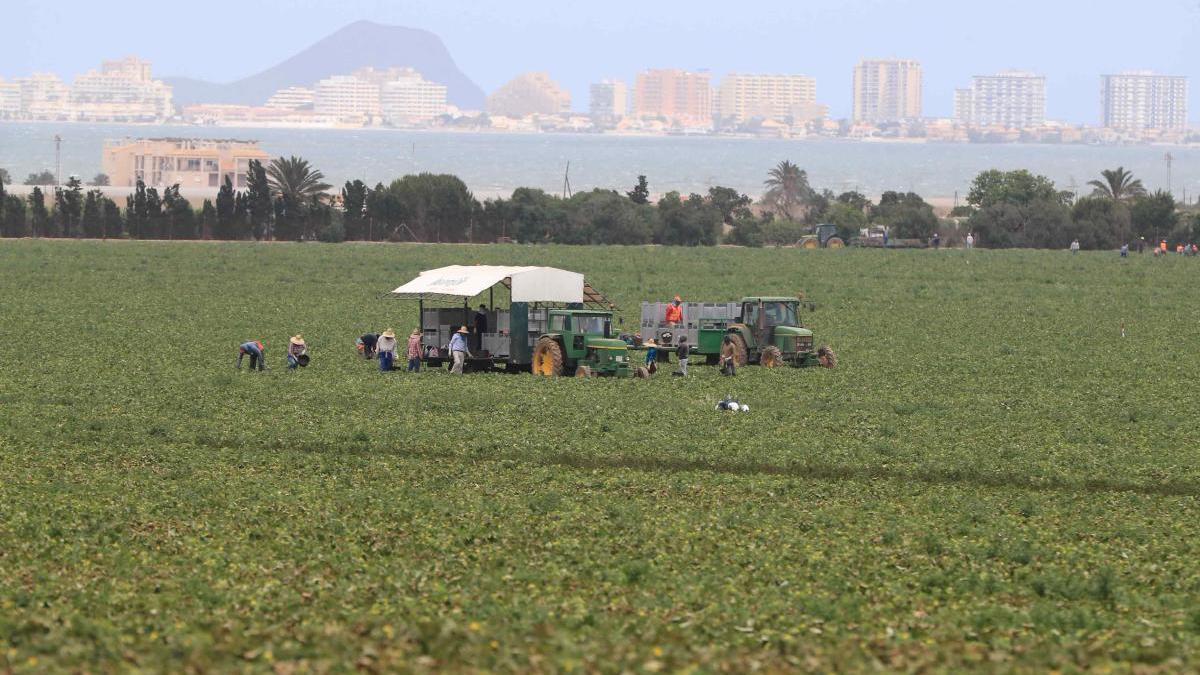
164, 21, 484, 109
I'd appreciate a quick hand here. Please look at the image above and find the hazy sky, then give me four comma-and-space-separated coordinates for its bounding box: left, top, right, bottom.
4, 0, 1199, 122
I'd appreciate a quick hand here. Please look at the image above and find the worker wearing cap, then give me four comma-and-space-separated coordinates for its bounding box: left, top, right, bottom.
449, 325, 471, 374
665, 295, 683, 326
286, 335, 307, 369
644, 338, 659, 375
237, 340, 266, 371
376, 329, 398, 372
406, 329, 423, 372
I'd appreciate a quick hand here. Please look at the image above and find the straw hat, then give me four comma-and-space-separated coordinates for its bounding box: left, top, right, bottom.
290, 335, 305, 346
411, 328, 421, 336
381, 329, 396, 339
644, 339, 658, 347
456, 326, 470, 334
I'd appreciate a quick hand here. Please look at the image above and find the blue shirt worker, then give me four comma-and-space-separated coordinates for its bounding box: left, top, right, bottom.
237, 340, 266, 371
449, 326, 471, 374
643, 338, 659, 375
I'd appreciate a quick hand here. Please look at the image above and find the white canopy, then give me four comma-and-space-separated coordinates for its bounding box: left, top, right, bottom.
389, 265, 586, 304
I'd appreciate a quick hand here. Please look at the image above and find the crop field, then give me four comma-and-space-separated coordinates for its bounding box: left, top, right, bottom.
3, 240, 1200, 672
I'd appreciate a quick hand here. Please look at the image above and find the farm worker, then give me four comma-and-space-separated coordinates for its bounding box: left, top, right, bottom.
473, 304, 489, 352
358, 332, 378, 359
674, 335, 690, 377
406, 329, 423, 372
286, 335, 307, 369
376, 329, 398, 372
665, 295, 683, 326
237, 340, 266, 371
1178, 244, 1186, 255
931, 232, 941, 249
1120, 244, 1129, 258
449, 326, 471, 374
1161, 240, 1168, 253
643, 338, 659, 375
965, 232, 974, 250
718, 335, 737, 376
1070, 239, 1080, 254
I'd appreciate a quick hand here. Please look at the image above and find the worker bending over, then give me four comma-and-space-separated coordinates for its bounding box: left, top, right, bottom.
237, 340, 266, 371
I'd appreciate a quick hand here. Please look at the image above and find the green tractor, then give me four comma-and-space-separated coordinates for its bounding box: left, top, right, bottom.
723, 297, 836, 368
531, 309, 646, 378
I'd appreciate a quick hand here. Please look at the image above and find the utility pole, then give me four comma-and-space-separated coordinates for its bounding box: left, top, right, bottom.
1165, 152, 1174, 196
562, 161, 572, 199
54, 135, 62, 186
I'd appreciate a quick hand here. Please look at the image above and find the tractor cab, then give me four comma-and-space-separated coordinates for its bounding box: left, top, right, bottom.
534, 309, 634, 377
730, 297, 815, 367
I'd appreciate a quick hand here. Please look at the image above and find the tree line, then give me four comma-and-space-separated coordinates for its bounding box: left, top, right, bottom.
1, 159, 1194, 249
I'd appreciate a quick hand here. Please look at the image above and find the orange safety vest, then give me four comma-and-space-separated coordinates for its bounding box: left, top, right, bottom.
665, 304, 683, 324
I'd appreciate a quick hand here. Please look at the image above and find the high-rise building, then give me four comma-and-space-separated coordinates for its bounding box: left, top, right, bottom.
102, 138, 270, 189
70, 56, 173, 121
954, 71, 1046, 129
381, 72, 448, 125
16, 73, 70, 119
633, 69, 712, 126
0, 79, 20, 118
852, 59, 922, 123
1101, 71, 1188, 132
486, 72, 571, 117
589, 80, 628, 120
717, 73, 823, 124
265, 87, 315, 111
314, 75, 381, 119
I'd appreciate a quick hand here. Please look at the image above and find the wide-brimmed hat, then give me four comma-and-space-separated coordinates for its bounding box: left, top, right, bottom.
381, 329, 396, 339
290, 335, 305, 346
673, 295, 682, 302
644, 339, 658, 347
411, 329, 421, 336
457, 326, 470, 334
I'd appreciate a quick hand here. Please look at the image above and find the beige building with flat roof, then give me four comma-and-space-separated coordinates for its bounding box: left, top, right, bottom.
634, 69, 712, 127
589, 80, 628, 120
70, 57, 173, 121
381, 71, 448, 125
852, 59, 922, 122
955, 71, 1046, 129
487, 72, 571, 117
102, 138, 271, 189
265, 87, 315, 110
314, 75, 381, 120
718, 73, 822, 124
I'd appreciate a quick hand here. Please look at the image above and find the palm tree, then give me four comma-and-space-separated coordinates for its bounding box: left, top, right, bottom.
763, 160, 814, 220
1087, 167, 1146, 202
265, 156, 332, 203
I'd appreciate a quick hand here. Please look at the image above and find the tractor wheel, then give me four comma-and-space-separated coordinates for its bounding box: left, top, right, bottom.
761, 345, 784, 368
575, 365, 592, 378
532, 337, 564, 377
826, 237, 845, 249
634, 366, 651, 379
801, 238, 820, 249
729, 333, 749, 367
817, 345, 838, 369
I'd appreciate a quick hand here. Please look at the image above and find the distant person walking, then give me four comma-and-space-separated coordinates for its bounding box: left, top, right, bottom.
1120, 244, 1129, 258
674, 335, 690, 377
406, 329, 422, 372
376, 329, 397, 372
449, 326, 470, 374
1070, 239, 1080, 254
237, 340, 266, 371
286, 335, 307, 369
965, 232, 974, 250
931, 232, 941, 249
